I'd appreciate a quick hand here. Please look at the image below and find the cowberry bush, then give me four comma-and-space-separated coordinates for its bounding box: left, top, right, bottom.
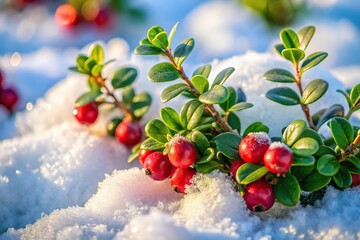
70, 44, 152, 148
129, 23, 360, 212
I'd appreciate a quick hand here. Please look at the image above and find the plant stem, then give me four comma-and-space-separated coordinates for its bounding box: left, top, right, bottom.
163, 50, 233, 132
94, 75, 134, 121
339, 130, 360, 162
295, 64, 316, 130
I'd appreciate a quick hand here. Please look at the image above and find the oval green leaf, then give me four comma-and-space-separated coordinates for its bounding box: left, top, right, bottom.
274, 173, 300, 206
292, 137, 319, 157
243, 122, 269, 136
235, 163, 269, 185
297, 26, 315, 50
160, 107, 183, 131
212, 67, 235, 86
301, 79, 329, 105
300, 169, 331, 192
111, 67, 138, 89
266, 87, 300, 106
131, 93, 152, 119
75, 91, 102, 107
191, 75, 209, 94
282, 48, 305, 64
145, 119, 171, 143
189, 130, 210, 154
148, 62, 180, 82
350, 83, 360, 107
329, 117, 354, 150
192, 64, 212, 78
140, 138, 164, 151
89, 44, 104, 64
213, 132, 242, 160
199, 85, 229, 104
300, 52, 328, 73
174, 38, 195, 66
134, 45, 164, 55
292, 156, 315, 167
333, 167, 352, 189
263, 68, 296, 83
280, 28, 300, 48
161, 83, 189, 103
228, 102, 254, 112
180, 100, 204, 130
317, 154, 340, 176
316, 104, 344, 129
282, 120, 307, 146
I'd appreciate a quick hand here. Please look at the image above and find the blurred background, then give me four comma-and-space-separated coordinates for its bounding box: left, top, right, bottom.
0, 0, 360, 115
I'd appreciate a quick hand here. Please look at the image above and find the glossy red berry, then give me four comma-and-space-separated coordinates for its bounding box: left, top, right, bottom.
0, 88, 19, 112
351, 174, 360, 187
239, 132, 271, 164
144, 152, 172, 181
73, 102, 99, 125
115, 120, 142, 148
243, 179, 275, 212
55, 4, 78, 27
94, 8, 110, 27
230, 160, 245, 178
264, 142, 293, 174
138, 149, 154, 167
170, 167, 196, 194
168, 136, 197, 169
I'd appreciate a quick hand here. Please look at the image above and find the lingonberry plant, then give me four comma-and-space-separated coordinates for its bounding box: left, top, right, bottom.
130, 23, 360, 211
0, 69, 19, 114
70, 44, 151, 148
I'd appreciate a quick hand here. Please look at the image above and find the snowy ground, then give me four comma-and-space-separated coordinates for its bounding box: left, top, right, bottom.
1, 0, 360, 239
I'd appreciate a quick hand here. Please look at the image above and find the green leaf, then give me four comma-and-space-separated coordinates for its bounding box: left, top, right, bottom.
282, 48, 305, 63
180, 100, 204, 130
91, 64, 103, 77
300, 52, 328, 73
69, 66, 83, 74
243, 122, 269, 136
212, 67, 235, 86
337, 89, 351, 108
263, 68, 296, 83
131, 93, 152, 119
235, 163, 268, 185
111, 67, 138, 89
84, 58, 97, 73
297, 26, 315, 50
350, 83, 360, 107
291, 165, 314, 179
152, 31, 169, 49
292, 156, 315, 166
89, 44, 104, 64
75, 91, 102, 107
106, 117, 123, 136
199, 85, 229, 104
301, 79, 329, 105
147, 26, 166, 46
139, 37, 152, 45
299, 128, 324, 146
317, 154, 340, 176
291, 137, 319, 157
189, 130, 210, 154
228, 102, 253, 112
192, 64, 212, 78
345, 156, 360, 169
148, 62, 180, 82
196, 148, 215, 164
160, 107, 183, 131
314, 145, 336, 158
266, 87, 300, 105
122, 86, 135, 104
213, 132, 241, 160
300, 169, 332, 192
227, 112, 241, 133
145, 119, 170, 143
333, 167, 352, 189
161, 83, 189, 103
316, 104, 344, 129
219, 87, 237, 112
280, 28, 300, 48
168, 22, 179, 46
174, 38, 195, 66
191, 75, 209, 94
312, 108, 327, 127
195, 161, 221, 174
76, 55, 88, 71
88, 77, 101, 92
141, 138, 164, 151
274, 44, 285, 56
282, 120, 307, 146
329, 117, 354, 150
134, 45, 164, 55
274, 173, 300, 206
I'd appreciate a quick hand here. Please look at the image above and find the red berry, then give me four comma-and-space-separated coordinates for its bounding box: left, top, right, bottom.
73, 102, 98, 125
230, 160, 245, 178
55, 4, 78, 27
243, 179, 275, 212
170, 167, 196, 194
115, 120, 142, 148
144, 152, 172, 181
263, 142, 293, 174
0, 88, 19, 112
351, 174, 360, 187
168, 136, 197, 169
0, 70, 3, 86
94, 8, 110, 27
239, 132, 271, 164
138, 149, 153, 167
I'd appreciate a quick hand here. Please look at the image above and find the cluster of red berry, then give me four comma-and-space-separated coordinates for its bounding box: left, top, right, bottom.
139, 136, 197, 194
55, 3, 110, 28
0, 70, 19, 114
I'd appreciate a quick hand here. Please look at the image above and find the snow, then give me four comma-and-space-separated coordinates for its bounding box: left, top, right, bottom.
268, 142, 290, 151
247, 132, 271, 144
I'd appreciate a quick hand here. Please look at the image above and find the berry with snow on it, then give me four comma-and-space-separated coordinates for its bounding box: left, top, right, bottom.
144, 152, 172, 181
138, 149, 154, 167
264, 142, 293, 175
230, 160, 245, 179
238, 132, 271, 164
73, 102, 99, 125
170, 167, 196, 194
351, 174, 360, 187
243, 179, 275, 212
168, 136, 197, 169
115, 120, 142, 148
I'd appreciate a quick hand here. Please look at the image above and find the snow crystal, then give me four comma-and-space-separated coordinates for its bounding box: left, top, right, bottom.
268, 142, 290, 151
247, 132, 271, 144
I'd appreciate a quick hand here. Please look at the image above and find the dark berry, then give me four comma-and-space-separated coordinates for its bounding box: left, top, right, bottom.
351, 174, 360, 187
264, 142, 293, 174
243, 179, 275, 212
138, 149, 153, 167
170, 167, 196, 194
144, 152, 172, 181
115, 120, 142, 148
107, 117, 123, 136
0, 88, 19, 112
0, 70, 3, 87
230, 160, 245, 179
168, 136, 197, 169
73, 102, 99, 125
94, 8, 110, 27
239, 132, 271, 164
